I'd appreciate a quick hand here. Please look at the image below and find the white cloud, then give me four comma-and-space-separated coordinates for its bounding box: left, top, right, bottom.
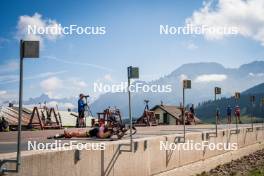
16, 13, 62, 45
38, 77, 89, 99
76, 81, 87, 88
178, 74, 189, 81
0, 60, 19, 74
0, 90, 17, 104
195, 74, 227, 82
0, 90, 7, 96
249, 72, 264, 77
186, 0, 264, 45
0, 74, 18, 83
0, 70, 67, 85
25, 101, 75, 110
104, 74, 113, 81
40, 76, 63, 94
70, 79, 88, 88
43, 55, 113, 72
186, 43, 198, 50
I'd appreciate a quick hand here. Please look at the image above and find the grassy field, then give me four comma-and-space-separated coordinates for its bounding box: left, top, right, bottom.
248, 167, 264, 176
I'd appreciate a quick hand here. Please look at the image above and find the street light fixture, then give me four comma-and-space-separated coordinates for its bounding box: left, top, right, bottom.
0, 40, 39, 174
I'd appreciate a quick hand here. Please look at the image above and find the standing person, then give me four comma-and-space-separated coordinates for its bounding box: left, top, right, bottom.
234, 106, 242, 124
189, 104, 196, 124
216, 108, 221, 124
227, 105, 232, 124
77, 93, 86, 128
190, 104, 195, 115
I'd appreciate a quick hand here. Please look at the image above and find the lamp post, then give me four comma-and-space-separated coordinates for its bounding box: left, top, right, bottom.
0, 40, 39, 174
250, 95, 256, 131
127, 66, 139, 151
234, 92, 240, 133
214, 87, 221, 137
261, 98, 264, 130
182, 80, 191, 142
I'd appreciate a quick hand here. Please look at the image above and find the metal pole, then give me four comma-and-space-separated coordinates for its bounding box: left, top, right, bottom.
262, 119, 264, 139
251, 101, 254, 129
183, 87, 185, 142
215, 93, 218, 137
235, 99, 238, 133
17, 40, 23, 171
128, 76, 132, 151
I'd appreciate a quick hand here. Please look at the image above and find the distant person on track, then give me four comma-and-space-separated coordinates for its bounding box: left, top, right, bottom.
234, 106, 242, 124
227, 105, 232, 124
77, 93, 86, 128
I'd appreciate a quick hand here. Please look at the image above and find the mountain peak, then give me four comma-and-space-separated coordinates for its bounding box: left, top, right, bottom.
239, 60, 264, 73
169, 62, 225, 77
242, 82, 264, 95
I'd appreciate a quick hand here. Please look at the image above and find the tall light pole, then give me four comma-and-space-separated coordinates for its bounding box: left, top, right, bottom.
0, 40, 39, 174
214, 87, 221, 137
261, 97, 264, 129
182, 79, 191, 142
234, 92, 240, 133
127, 66, 139, 151
250, 95, 256, 131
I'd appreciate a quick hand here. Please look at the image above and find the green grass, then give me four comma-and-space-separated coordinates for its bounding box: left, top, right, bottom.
247, 166, 264, 176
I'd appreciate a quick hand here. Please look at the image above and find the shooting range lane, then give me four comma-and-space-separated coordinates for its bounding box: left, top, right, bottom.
0, 124, 259, 153
1, 123, 264, 176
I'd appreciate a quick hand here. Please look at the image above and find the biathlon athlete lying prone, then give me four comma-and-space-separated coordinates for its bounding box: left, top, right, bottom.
48, 120, 129, 139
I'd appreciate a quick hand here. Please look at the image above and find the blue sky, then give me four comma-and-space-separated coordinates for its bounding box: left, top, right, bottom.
0, 0, 264, 103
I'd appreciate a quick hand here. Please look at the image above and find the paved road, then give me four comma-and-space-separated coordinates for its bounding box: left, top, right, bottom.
0, 124, 262, 154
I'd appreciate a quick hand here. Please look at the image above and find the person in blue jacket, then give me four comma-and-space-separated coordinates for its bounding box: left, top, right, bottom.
77, 93, 86, 127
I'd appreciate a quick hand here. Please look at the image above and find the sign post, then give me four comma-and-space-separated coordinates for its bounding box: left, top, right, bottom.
234, 92, 240, 133
249, 95, 256, 131
214, 87, 221, 137
0, 40, 39, 174
182, 80, 191, 142
261, 98, 264, 130
127, 66, 139, 151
